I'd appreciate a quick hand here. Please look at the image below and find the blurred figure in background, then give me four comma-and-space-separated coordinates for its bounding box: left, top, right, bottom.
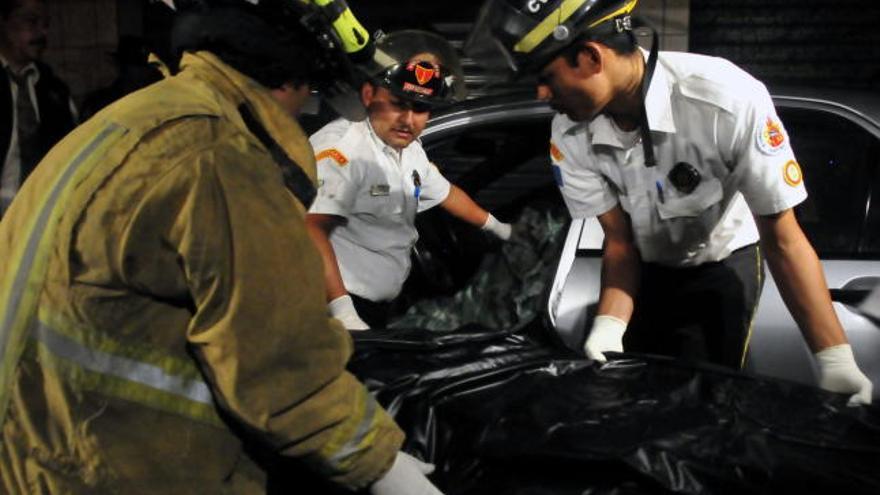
0, 0, 76, 217
80, 35, 163, 120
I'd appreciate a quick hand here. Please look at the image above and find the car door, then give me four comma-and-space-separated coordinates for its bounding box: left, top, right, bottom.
746, 100, 880, 399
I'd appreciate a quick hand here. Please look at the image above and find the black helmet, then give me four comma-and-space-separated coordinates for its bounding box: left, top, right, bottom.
466, 0, 638, 77
160, 0, 374, 119
369, 30, 466, 110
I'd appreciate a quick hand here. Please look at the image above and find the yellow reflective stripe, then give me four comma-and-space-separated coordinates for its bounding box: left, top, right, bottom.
0, 124, 127, 426
321, 387, 382, 471
740, 245, 763, 369
31, 320, 222, 426
333, 8, 370, 54
40, 309, 205, 382
311, 0, 370, 54
586, 0, 639, 29
515, 0, 590, 53
514, 0, 638, 54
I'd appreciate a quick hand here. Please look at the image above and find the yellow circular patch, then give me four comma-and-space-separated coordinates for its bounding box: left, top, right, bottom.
783, 160, 802, 186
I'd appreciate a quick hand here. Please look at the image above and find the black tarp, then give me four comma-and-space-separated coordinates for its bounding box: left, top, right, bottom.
346, 324, 880, 495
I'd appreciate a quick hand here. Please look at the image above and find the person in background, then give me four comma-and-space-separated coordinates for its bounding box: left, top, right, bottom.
79, 35, 163, 121
307, 30, 512, 330
0, 0, 77, 217
0, 1, 445, 493
466, 0, 872, 405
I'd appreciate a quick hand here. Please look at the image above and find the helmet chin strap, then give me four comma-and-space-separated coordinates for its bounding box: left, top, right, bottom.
636, 21, 659, 167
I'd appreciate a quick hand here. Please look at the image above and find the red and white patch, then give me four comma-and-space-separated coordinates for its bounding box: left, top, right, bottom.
549, 141, 564, 162
782, 160, 803, 187
756, 115, 788, 155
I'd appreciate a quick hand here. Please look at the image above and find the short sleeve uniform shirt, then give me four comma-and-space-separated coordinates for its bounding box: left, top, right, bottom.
550, 51, 807, 266
309, 118, 451, 301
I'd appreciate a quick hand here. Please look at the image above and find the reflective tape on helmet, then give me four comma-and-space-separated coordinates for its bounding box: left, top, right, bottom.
0, 123, 128, 427
312, 0, 370, 54
514, 0, 638, 54
514, 0, 589, 54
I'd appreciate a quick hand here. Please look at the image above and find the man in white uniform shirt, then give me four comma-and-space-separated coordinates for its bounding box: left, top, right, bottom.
467, 0, 872, 404
0, 0, 77, 217
307, 31, 511, 330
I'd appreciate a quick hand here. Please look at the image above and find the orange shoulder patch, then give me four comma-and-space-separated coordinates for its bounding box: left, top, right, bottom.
315, 148, 349, 166
549, 141, 564, 162
783, 160, 803, 187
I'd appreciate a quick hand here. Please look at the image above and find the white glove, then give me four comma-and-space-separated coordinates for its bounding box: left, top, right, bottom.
583, 315, 627, 362
370, 451, 444, 495
481, 213, 512, 241
328, 294, 370, 331
815, 344, 873, 406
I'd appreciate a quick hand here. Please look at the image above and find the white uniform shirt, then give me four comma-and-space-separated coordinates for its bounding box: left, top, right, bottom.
550, 51, 807, 266
1, 57, 40, 214
309, 118, 451, 301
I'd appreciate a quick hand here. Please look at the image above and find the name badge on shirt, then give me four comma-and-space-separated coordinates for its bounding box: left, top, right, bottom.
370, 184, 390, 196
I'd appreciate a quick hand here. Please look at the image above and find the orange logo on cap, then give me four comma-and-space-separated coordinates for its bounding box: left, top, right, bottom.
315, 148, 348, 166
414, 62, 436, 86
783, 160, 802, 186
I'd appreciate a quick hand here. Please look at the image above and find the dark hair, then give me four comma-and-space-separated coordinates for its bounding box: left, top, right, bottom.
171, 6, 323, 89
562, 28, 639, 67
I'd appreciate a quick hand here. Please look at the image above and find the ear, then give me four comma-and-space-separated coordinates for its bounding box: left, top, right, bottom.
360, 82, 375, 107
576, 41, 604, 76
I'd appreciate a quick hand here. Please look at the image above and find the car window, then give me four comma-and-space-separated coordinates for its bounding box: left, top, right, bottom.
781, 106, 878, 257
425, 118, 557, 213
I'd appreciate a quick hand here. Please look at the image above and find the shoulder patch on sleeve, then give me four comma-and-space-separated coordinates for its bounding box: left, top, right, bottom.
315, 148, 349, 166
783, 160, 803, 187
550, 141, 565, 162
756, 115, 788, 155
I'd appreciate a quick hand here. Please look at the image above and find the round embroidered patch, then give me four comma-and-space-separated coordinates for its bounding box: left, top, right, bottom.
756, 115, 787, 155
783, 160, 803, 187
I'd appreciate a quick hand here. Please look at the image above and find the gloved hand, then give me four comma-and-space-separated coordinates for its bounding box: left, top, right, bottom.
370, 451, 444, 495
481, 213, 512, 241
583, 315, 627, 362
815, 344, 873, 406
328, 294, 370, 331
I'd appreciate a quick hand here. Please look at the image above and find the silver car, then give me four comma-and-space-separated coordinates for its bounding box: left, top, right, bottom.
419, 87, 880, 400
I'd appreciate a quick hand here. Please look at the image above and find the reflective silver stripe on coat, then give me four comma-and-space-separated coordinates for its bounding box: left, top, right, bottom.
328, 393, 379, 464
0, 124, 124, 361
34, 320, 213, 405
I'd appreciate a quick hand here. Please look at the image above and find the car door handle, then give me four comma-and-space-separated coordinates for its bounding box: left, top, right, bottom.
830, 277, 880, 306
830, 289, 872, 306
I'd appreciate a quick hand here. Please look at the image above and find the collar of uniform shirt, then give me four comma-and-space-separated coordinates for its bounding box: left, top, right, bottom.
1, 54, 41, 88
559, 48, 676, 143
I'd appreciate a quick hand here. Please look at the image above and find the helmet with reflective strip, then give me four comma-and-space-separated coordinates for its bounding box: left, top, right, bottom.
370, 30, 467, 110
157, 0, 374, 118
466, 0, 638, 76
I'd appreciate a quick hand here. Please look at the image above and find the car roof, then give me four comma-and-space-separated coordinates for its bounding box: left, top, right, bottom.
425, 86, 880, 140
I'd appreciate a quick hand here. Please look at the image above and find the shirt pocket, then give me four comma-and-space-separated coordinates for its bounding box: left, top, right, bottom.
657, 176, 724, 219
355, 187, 396, 218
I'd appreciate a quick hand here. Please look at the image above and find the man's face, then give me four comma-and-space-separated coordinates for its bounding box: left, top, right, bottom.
0, 0, 49, 67
270, 82, 311, 119
362, 84, 430, 151
536, 49, 610, 122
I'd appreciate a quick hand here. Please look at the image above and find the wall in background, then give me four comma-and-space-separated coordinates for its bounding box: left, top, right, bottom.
690, 0, 880, 90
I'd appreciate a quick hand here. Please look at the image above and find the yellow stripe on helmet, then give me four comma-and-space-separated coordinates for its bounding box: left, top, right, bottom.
309, 0, 370, 54
514, 0, 638, 54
